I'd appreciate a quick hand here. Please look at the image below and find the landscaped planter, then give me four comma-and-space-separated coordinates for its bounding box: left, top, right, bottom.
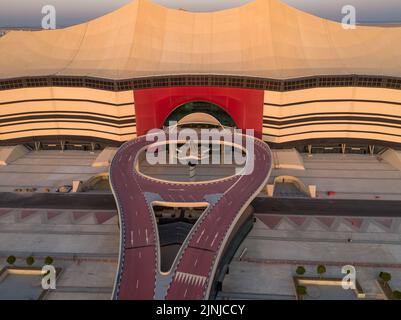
0, 266, 62, 300
293, 276, 365, 300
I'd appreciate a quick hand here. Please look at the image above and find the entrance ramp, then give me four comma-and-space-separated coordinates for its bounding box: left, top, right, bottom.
92, 147, 118, 167
0, 145, 29, 166
272, 148, 305, 170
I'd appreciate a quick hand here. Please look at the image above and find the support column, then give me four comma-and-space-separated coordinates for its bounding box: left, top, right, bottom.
221, 144, 233, 165
60, 140, 65, 152
369, 145, 375, 156
189, 162, 196, 182
266, 184, 275, 197
211, 143, 220, 165
341, 144, 346, 154
34, 141, 40, 151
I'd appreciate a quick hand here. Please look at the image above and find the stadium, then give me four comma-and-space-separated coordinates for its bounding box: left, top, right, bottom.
1, 0, 401, 153
2, 0, 401, 301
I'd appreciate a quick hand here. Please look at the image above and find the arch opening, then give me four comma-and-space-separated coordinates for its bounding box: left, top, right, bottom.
163, 101, 237, 128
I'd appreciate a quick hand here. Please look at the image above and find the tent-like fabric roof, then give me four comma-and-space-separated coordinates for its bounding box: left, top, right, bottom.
0, 0, 400, 80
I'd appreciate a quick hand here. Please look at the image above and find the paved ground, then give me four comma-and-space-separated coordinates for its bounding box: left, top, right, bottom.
0, 150, 105, 192
270, 153, 401, 200
2, 150, 401, 201
0, 208, 118, 256
2, 207, 401, 300
1, 150, 401, 300
220, 215, 401, 300
139, 161, 238, 182
45, 260, 116, 300
0, 208, 118, 300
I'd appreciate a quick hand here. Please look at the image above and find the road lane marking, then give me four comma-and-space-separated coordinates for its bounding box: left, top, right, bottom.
175, 272, 207, 286
210, 232, 219, 247
130, 231, 134, 246
196, 229, 205, 244
145, 228, 149, 244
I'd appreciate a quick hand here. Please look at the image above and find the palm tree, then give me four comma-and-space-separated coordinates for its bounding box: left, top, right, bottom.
44, 256, 53, 265
317, 265, 326, 278
6, 255, 16, 265
379, 272, 392, 287
296, 285, 307, 300
26, 256, 35, 266
393, 290, 401, 300
296, 266, 306, 276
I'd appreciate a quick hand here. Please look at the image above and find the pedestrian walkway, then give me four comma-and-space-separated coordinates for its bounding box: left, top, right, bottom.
270, 153, 401, 200
221, 214, 401, 299
0, 150, 105, 192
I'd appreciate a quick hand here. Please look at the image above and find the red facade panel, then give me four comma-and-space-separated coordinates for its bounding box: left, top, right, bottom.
133, 87, 264, 138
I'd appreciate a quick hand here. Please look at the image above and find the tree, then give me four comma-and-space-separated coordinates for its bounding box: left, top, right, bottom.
26, 256, 35, 266
317, 265, 326, 277
296, 266, 306, 276
379, 272, 392, 286
6, 255, 16, 265
393, 290, 401, 300
44, 256, 53, 265
296, 285, 307, 300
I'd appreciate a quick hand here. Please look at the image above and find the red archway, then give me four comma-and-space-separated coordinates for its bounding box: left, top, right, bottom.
133, 87, 264, 138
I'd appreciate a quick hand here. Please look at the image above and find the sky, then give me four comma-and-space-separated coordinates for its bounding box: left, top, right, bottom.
0, 0, 401, 28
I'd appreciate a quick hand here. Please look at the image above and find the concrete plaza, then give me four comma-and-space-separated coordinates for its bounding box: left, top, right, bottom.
0, 208, 118, 300
270, 153, 401, 200
221, 215, 401, 300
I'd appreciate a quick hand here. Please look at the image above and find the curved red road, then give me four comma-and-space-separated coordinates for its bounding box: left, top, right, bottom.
110, 131, 272, 300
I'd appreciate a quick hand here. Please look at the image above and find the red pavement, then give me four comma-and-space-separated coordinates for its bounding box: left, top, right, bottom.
110, 131, 271, 300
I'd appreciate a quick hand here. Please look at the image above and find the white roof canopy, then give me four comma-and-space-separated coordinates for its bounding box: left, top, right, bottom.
1, 0, 401, 80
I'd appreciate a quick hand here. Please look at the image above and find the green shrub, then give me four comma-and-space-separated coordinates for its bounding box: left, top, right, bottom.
26, 256, 35, 266
317, 265, 326, 276
296, 285, 307, 297
6, 255, 16, 265
44, 256, 53, 265
379, 272, 392, 284
296, 266, 306, 276
393, 290, 401, 300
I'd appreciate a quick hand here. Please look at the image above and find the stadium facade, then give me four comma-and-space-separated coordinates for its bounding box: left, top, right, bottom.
1, 0, 401, 151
